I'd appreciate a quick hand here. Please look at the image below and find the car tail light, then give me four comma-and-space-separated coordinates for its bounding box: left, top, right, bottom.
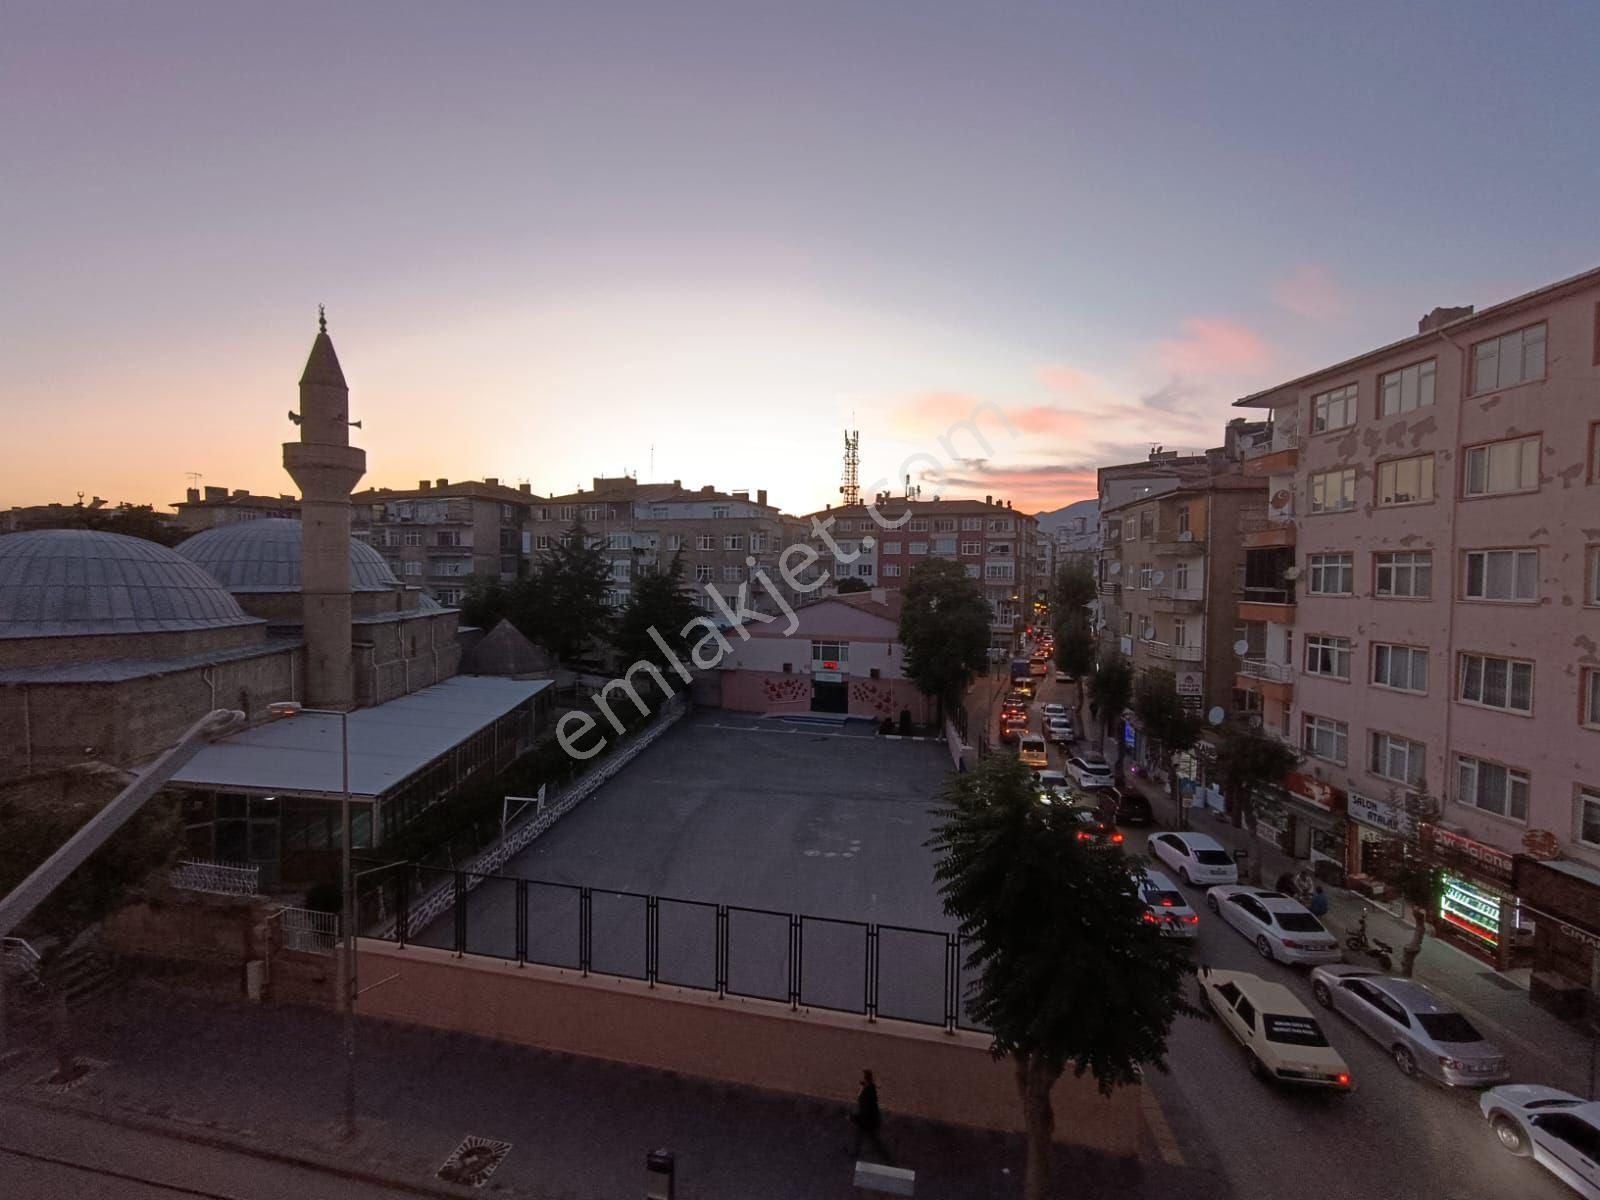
1111, 832, 1124, 844
1336, 1073, 1350, 1087
1142, 911, 1158, 924
1076, 831, 1091, 842
1282, 939, 1300, 949
1184, 914, 1200, 924
1159, 898, 1174, 907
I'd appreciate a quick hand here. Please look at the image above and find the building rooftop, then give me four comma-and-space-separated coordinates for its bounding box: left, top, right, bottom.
176, 518, 399, 594
0, 529, 261, 639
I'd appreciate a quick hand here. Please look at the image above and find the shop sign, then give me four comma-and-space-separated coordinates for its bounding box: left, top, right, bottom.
1286, 771, 1343, 813
1176, 671, 1203, 697
1522, 829, 1562, 861
1122, 720, 1137, 748
1349, 792, 1410, 835
1425, 825, 1515, 886
1439, 872, 1503, 948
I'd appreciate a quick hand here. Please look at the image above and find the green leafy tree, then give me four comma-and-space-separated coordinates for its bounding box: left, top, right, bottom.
835, 576, 870, 594
1050, 561, 1097, 624
1052, 617, 1097, 733
460, 573, 511, 631
1210, 724, 1299, 883
614, 553, 699, 711
535, 520, 613, 664
1087, 653, 1134, 768
1382, 788, 1443, 977
1132, 669, 1203, 830
930, 753, 1196, 1200
898, 558, 992, 722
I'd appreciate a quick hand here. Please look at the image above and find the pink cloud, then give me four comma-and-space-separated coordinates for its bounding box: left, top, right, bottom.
893, 391, 1089, 440
1273, 264, 1344, 320
1156, 317, 1268, 375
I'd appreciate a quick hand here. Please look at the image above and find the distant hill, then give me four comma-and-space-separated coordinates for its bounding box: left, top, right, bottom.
1034, 497, 1098, 534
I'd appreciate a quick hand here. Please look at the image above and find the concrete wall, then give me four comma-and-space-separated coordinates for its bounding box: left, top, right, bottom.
352, 612, 462, 707
354, 940, 1139, 1155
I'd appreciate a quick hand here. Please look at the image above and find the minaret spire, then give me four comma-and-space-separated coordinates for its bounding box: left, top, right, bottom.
318, 304, 327, 334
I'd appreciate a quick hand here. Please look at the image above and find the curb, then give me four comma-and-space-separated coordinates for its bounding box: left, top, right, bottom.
0, 1087, 496, 1199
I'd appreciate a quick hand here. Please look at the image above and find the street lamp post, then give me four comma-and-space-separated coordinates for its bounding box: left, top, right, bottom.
267, 701, 355, 1140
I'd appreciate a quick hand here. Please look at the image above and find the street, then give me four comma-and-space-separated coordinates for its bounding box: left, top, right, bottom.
1016, 664, 1574, 1200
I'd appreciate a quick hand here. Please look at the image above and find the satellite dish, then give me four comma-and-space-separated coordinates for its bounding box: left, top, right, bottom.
1208, 706, 1226, 726
1282, 566, 1302, 581
1109, 562, 1122, 575
1233, 639, 1250, 656
1152, 571, 1166, 585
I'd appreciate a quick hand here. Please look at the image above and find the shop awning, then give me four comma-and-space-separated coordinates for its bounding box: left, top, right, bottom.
165, 676, 550, 799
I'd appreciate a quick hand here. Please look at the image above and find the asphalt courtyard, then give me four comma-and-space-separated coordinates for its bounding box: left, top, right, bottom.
414, 710, 961, 1022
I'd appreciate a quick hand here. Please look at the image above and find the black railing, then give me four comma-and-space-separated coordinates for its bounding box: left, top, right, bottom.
367, 864, 986, 1032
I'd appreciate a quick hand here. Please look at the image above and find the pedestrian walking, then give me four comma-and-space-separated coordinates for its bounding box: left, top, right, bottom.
1309, 886, 1329, 918
848, 1069, 892, 1162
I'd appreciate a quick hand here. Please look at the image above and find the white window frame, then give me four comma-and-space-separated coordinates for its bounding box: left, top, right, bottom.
1583, 668, 1600, 730
1472, 323, 1546, 394
1302, 714, 1348, 764
1375, 551, 1431, 599
882, 563, 901, 578
1455, 755, 1529, 822
1458, 652, 1534, 715
909, 542, 928, 555
960, 540, 981, 555
694, 564, 714, 582
1372, 643, 1429, 693
1370, 732, 1426, 787
1309, 467, 1357, 514
1311, 383, 1357, 433
1579, 789, 1600, 849
1463, 436, 1540, 497
1307, 553, 1354, 596
908, 517, 928, 531
1379, 359, 1437, 417
666, 533, 683, 551
1376, 455, 1434, 506
961, 517, 983, 531
882, 542, 901, 554
722, 565, 741, 582
1304, 635, 1352, 680
724, 534, 744, 550
711, 505, 730, 520
697, 534, 716, 551
1462, 548, 1538, 602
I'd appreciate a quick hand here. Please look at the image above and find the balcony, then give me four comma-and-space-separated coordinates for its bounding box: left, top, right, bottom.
1147, 640, 1204, 663
1149, 586, 1203, 612
1235, 659, 1294, 704
1236, 597, 1296, 624
1098, 580, 1121, 598
1238, 511, 1296, 549
1242, 425, 1301, 477
1150, 530, 1205, 556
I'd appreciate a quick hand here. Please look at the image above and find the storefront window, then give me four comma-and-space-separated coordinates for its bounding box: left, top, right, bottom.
1439, 873, 1503, 950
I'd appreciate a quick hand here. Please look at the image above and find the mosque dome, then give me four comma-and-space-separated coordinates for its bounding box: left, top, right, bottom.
176, 518, 399, 594
0, 529, 258, 638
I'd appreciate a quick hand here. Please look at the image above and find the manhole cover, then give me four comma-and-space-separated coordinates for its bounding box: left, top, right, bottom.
437, 1135, 512, 1188
32, 1057, 110, 1094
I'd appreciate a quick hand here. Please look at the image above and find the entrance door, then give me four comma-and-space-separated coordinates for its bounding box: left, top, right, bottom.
811, 680, 848, 713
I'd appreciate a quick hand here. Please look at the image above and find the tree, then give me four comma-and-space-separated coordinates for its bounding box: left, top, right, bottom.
1052, 617, 1096, 733
535, 520, 613, 664
929, 753, 1196, 1200
1050, 561, 1097, 624
1087, 653, 1133, 768
1210, 725, 1299, 883
1132, 669, 1203, 830
614, 553, 699, 711
898, 558, 992, 722
1383, 789, 1443, 977
835, 576, 870, 594
460, 573, 511, 631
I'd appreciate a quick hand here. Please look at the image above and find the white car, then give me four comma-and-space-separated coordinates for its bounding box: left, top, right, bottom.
1148, 831, 1239, 887
1034, 769, 1071, 802
1065, 755, 1113, 789
1138, 869, 1199, 939
1041, 703, 1068, 721
1207, 885, 1341, 965
1045, 718, 1074, 744
1054, 669, 1070, 683
1481, 1085, 1600, 1198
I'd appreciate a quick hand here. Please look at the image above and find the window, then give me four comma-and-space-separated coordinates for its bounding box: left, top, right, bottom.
535, 534, 551, 550
434, 530, 462, 547
1463, 549, 1537, 601
1303, 715, 1348, 763
1373, 644, 1429, 693
606, 532, 631, 550
1175, 562, 1190, 590
1311, 383, 1358, 433
1304, 635, 1352, 679
436, 587, 463, 606
1455, 755, 1529, 821
812, 641, 848, 664
909, 542, 928, 555
695, 564, 714, 582
752, 533, 768, 552
875, 562, 899, 578
1371, 732, 1426, 786
609, 560, 630, 581
403, 561, 422, 576
666, 533, 682, 551
934, 538, 957, 555
985, 563, 1015, 580
1590, 548, 1600, 605
882, 541, 901, 554
536, 506, 550, 521
1309, 468, 1356, 513
403, 531, 423, 546
1173, 617, 1188, 647
1584, 669, 1600, 729
961, 517, 983, 531
933, 517, 955, 532
1139, 565, 1153, 590
965, 563, 981, 578
1458, 653, 1534, 714
987, 542, 1013, 556
711, 505, 729, 519
856, 563, 873, 577
722, 565, 741, 582
960, 540, 980, 555
989, 518, 1014, 533
1379, 360, 1436, 417
1139, 511, 1155, 540
1472, 323, 1546, 393
559, 505, 576, 520
1124, 517, 1138, 541
1122, 613, 1133, 635
1307, 553, 1354, 596
583, 505, 606, 522
719, 534, 741, 550
1375, 551, 1431, 598
1580, 790, 1600, 848
1140, 616, 1155, 641
697, 534, 716, 551
1377, 455, 1434, 505
1464, 436, 1539, 496
908, 517, 928, 531
651, 505, 668, 519
1177, 505, 1191, 534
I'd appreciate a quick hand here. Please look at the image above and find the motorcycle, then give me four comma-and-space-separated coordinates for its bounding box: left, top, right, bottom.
1344, 909, 1394, 972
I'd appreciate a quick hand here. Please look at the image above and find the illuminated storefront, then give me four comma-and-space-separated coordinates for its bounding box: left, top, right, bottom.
1423, 825, 1520, 968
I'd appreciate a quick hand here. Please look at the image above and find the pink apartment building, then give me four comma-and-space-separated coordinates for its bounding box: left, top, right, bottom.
1236, 265, 1600, 985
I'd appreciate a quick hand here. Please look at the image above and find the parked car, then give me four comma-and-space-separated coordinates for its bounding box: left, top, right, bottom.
1311, 965, 1510, 1086
1066, 806, 1124, 848
1041, 703, 1068, 721
1148, 831, 1238, 886
1198, 966, 1352, 1091
1034, 769, 1071, 802
1206, 886, 1340, 965
1138, 869, 1199, 938
1046, 718, 1074, 744
1480, 1085, 1600, 1197
1109, 788, 1153, 826
1054, 669, 1070, 683
1017, 734, 1048, 768
999, 722, 1024, 744
1065, 755, 1114, 789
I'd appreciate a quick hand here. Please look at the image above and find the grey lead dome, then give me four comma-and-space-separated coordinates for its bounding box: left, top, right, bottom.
0, 529, 258, 637
176, 518, 399, 594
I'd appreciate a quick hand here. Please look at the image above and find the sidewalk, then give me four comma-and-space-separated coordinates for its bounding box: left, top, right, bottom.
0, 986, 1175, 1200
1122, 770, 1595, 1096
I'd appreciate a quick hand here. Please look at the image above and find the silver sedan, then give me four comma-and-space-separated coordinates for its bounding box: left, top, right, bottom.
1310, 964, 1510, 1087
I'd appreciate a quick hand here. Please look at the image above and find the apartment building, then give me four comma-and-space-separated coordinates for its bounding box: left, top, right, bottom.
350, 478, 538, 606
1096, 432, 1266, 768
1236, 265, 1600, 977
170, 484, 300, 531
527, 477, 813, 614
805, 496, 1040, 650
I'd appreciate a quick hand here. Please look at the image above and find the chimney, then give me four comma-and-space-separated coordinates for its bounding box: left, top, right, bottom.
519, 482, 531, 494
485, 477, 499, 487
186, 487, 200, 503
757, 489, 767, 506
436, 478, 448, 489
232, 489, 247, 498
418, 480, 431, 490
204, 486, 226, 501
985, 494, 993, 506
1418, 305, 1474, 334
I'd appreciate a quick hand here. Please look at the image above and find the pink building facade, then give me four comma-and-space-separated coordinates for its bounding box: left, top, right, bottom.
1238, 266, 1600, 979
716, 590, 935, 724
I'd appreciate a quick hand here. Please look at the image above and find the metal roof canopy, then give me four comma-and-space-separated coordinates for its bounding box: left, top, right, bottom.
166, 675, 551, 799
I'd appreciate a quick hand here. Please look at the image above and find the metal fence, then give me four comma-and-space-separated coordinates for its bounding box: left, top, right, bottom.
362, 865, 987, 1032
170, 859, 260, 896
272, 906, 340, 955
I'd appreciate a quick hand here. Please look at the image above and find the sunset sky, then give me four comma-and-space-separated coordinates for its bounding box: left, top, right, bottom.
4, 2, 1596, 516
